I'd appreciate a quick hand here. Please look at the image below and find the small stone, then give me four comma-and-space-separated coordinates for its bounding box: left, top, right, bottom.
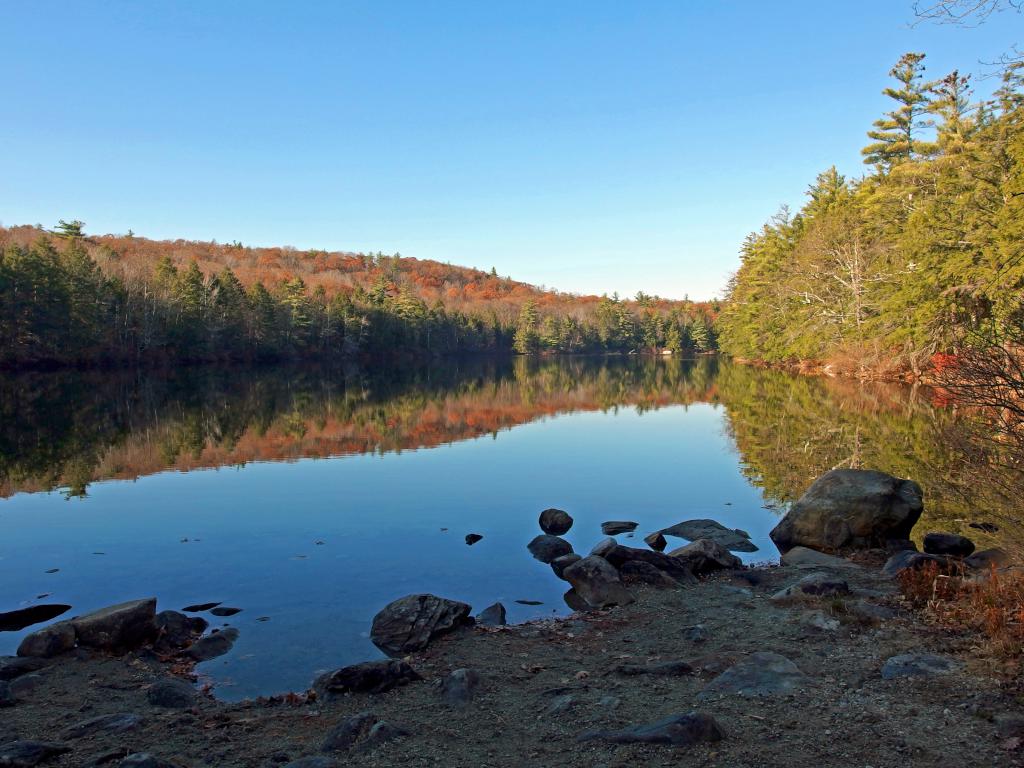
881, 653, 962, 680
644, 532, 667, 551
699, 652, 808, 698
770, 572, 851, 602
923, 532, 975, 557
539, 509, 573, 536
686, 625, 709, 643
0, 741, 71, 767
806, 612, 840, 631
475, 603, 507, 626
440, 668, 479, 707
968, 521, 999, 534
313, 660, 421, 696
464, 534, 483, 546
154, 611, 208, 652
882, 550, 951, 578
186, 628, 239, 662
995, 713, 1024, 739
321, 712, 378, 752
546, 693, 575, 715
550, 553, 582, 580
146, 678, 196, 708
527, 535, 573, 564
601, 521, 638, 535
579, 712, 724, 747
208, 607, 241, 617
62, 713, 142, 739
616, 661, 693, 677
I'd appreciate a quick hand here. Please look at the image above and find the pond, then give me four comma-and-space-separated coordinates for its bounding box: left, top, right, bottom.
0, 357, 1018, 700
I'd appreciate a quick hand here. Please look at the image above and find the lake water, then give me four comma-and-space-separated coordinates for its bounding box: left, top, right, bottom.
0, 357, 1018, 700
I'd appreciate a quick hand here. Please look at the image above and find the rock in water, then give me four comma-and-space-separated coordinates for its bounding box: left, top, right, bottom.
668, 539, 742, 575
526, 535, 573, 564
181, 602, 221, 613
923, 532, 975, 557
579, 712, 724, 747
660, 519, 758, 552
601, 521, 638, 535
209, 607, 241, 617
550, 553, 582, 580
562, 556, 634, 609
699, 652, 808, 698
370, 594, 472, 656
770, 469, 923, 553
538, 508, 573, 535
464, 533, 483, 545
154, 611, 208, 653
475, 602, 507, 626
16, 622, 75, 659
72, 598, 157, 651
186, 628, 239, 661
0, 606, 71, 633
0, 741, 71, 766
440, 668, 479, 706
313, 660, 421, 696
881, 653, 962, 679
644, 532, 667, 552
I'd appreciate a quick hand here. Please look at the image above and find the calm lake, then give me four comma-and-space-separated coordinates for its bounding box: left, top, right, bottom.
0, 357, 1018, 700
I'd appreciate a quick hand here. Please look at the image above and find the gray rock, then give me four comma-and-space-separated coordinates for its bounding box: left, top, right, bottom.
0, 682, 12, 708
314, 660, 421, 697
881, 653, 962, 680
686, 625, 709, 643
882, 550, 950, 578
282, 758, 338, 768
72, 599, 157, 651
618, 560, 680, 588
0, 741, 71, 767
590, 537, 618, 558
550, 553, 582, 580
440, 668, 479, 707
579, 712, 724, 747
847, 600, 897, 622
146, 678, 196, 708
539, 508, 573, 536
923, 532, 975, 557
545, 693, 576, 715
8, 675, 42, 701
699, 652, 808, 698
120, 755, 182, 768
965, 548, 1011, 570
563, 589, 590, 612
527, 535, 573, 564
780, 546, 858, 569
886, 538, 918, 553
16, 621, 75, 658
475, 602, 507, 626
0, 657, 47, 682
770, 469, 923, 553
616, 661, 693, 677
660, 519, 758, 552
669, 539, 742, 575
644, 532, 667, 551
806, 612, 840, 631
154, 611, 208, 652
185, 628, 239, 662
597, 695, 621, 709
562, 556, 634, 609
369, 594, 472, 656
603, 544, 697, 582
322, 712, 378, 751
601, 521, 638, 535
359, 721, 409, 752
770, 572, 851, 602
61, 713, 142, 739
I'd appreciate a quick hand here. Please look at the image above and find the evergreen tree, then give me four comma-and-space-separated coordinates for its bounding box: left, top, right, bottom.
862, 53, 937, 168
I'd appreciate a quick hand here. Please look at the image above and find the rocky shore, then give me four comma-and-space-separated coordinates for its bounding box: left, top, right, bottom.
2, 469, 1021, 767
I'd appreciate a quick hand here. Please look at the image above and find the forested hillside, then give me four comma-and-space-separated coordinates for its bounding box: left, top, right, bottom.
718, 55, 1024, 376
0, 223, 718, 366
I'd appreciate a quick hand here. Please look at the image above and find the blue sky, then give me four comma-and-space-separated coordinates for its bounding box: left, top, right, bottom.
2, 1, 1020, 299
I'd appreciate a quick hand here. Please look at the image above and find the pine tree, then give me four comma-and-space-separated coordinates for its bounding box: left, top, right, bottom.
513, 300, 539, 354
862, 53, 938, 168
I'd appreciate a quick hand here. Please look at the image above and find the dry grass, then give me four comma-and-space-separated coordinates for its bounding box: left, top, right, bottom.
899, 561, 1024, 659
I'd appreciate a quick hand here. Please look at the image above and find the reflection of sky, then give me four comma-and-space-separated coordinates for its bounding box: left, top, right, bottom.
0, 402, 775, 700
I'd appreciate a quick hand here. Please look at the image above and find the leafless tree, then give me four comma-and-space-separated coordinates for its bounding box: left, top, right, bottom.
913, 0, 1022, 25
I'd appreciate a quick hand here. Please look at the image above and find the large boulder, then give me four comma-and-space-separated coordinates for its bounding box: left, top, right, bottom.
527, 535, 573, 564
923, 532, 975, 557
313, 660, 421, 696
538, 508, 573, 535
562, 556, 634, 609
660, 519, 758, 553
769, 469, 923, 553
370, 594, 472, 656
72, 599, 157, 651
16, 621, 75, 658
668, 539, 741, 575
602, 544, 698, 584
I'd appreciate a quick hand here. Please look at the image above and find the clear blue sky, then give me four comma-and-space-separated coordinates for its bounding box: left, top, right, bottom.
2, 1, 1020, 299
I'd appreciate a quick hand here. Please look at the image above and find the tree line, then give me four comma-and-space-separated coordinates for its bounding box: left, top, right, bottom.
0, 223, 717, 367
718, 54, 1023, 376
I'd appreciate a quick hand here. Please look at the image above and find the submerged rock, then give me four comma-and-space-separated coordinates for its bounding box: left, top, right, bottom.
538, 508, 573, 536
186, 628, 239, 662
181, 602, 221, 613
0, 606, 71, 633
669, 539, 742, 575
579, 712, 724, 747
660, 519, 758, 552
562, 556, 634, 609
601, 521, 638, 535
527, 535, 573, 564
314, 660, 421, 696
16, 621, 75, 659
644, 531, 667, 552
923, 532, 975, 557
699, 652, 808, 698
475, 602, 507, 626
464, 533, 483, 546
769, 469, 923, 553
370, 594, 472, 656
154, 611, 208, 653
